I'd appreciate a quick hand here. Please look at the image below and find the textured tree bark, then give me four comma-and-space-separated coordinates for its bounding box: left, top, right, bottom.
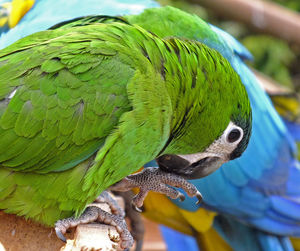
0, 211, 66, 251
60, 203, 122, 251
0, 196, 122, 251
253, 68, 291, 94
188, 0, 300, 44
0, 196, 166, 251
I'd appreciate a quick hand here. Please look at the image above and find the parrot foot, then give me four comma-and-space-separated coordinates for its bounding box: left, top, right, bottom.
110, 167, 202, 211
95, 190, 125, 218
55, 193, 134, 249
113, 191, 145, 251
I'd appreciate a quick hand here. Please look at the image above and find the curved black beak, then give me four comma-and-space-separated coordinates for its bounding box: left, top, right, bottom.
156, 154, 223, 180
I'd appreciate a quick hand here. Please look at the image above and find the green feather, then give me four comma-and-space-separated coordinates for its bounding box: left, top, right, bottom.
41, 58, 65, 73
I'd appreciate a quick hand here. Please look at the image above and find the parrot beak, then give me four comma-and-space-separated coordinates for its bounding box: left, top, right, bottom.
156, 153, 226, 180
156, 122, 246, 179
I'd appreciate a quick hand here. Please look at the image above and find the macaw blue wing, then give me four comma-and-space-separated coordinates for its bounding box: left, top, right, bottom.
282, 118, 300, 142
160, 226, 199, 251
0, 0, 159, 48
214, 215, 294, 251
166, 24, 300, 238
159, 215, 294, 251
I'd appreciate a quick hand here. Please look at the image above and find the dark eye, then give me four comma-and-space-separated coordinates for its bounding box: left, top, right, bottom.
227, 129, 241, 143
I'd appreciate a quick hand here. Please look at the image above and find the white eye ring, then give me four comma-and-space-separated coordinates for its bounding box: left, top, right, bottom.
224, 122, 243, 144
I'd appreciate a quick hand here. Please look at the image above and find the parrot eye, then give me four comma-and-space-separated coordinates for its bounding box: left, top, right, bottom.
227, 128, 242, 143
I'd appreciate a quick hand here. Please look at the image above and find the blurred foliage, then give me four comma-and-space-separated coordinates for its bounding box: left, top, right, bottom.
157, 0, 299, 91
242, 35, 295, 89
268, 0, 300, 11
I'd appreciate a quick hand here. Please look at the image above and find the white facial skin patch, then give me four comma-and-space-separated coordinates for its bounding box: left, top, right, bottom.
177, 121, 244, 176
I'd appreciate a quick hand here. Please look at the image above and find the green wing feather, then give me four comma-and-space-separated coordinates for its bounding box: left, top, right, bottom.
0, 28, 132, 173
0, 23, 173, 225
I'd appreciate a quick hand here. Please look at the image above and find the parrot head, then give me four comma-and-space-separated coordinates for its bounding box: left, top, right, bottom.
157, 117, 251, 180
153, 38, 252, 180
126, 6, 252, 180
151, 36, 252, 180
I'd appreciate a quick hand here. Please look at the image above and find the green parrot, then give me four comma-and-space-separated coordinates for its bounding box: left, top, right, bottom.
0, 15, 251, 249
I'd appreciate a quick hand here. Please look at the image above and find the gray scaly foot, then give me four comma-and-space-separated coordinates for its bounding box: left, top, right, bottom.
114, 191, 145, 251
111, 167, 202, 211
55, 191, 133, 250
95, 190, 125, 218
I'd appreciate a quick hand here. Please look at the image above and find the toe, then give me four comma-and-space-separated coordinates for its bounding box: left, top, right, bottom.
55, 228, 67, 242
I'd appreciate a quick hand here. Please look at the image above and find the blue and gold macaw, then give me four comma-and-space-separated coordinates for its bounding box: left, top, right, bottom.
1, 1, 299, 251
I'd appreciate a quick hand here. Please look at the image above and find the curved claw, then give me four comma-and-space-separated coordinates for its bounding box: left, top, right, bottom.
178, 193, 185, 202
132, 202, 143, 213
55, 228, 67, 243
195, 191, 203, 205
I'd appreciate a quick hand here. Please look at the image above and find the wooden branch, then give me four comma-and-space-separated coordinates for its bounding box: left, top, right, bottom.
187, 0, 300, 44
60, 202, 122, 251
0, 195, 124, 251
61, 222, 121, 251
0, 211, 69, 251
252, 68, 292, 94
0, 196, 167, 251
